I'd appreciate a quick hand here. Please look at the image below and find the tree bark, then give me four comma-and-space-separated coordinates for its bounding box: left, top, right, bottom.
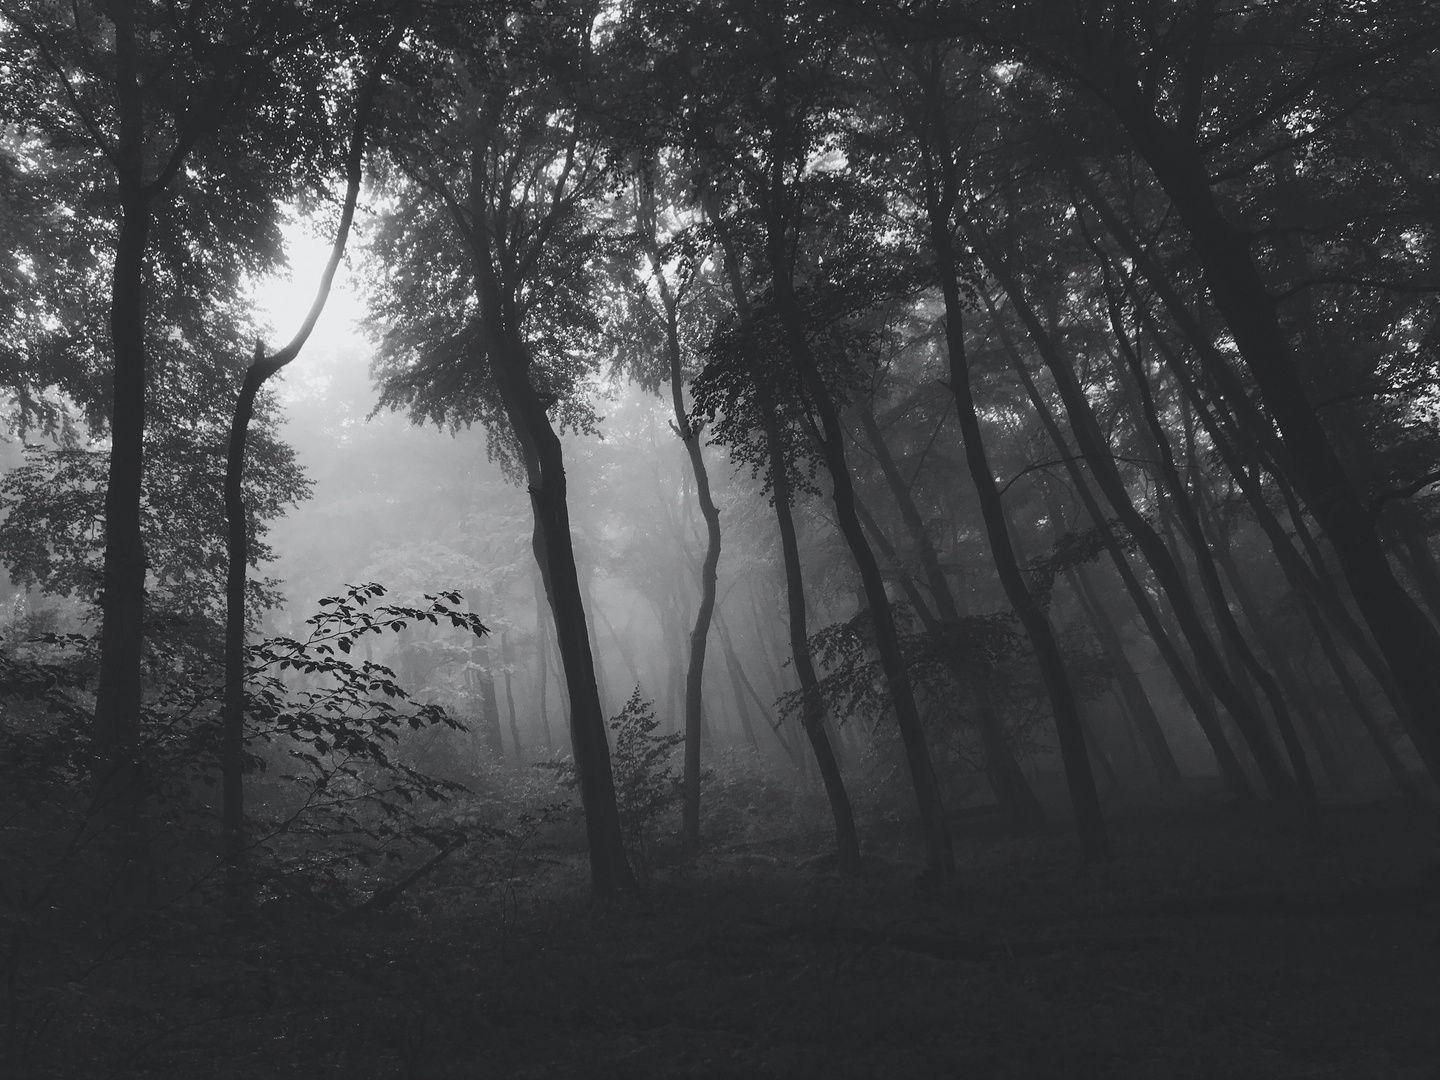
90, 0, 153, 890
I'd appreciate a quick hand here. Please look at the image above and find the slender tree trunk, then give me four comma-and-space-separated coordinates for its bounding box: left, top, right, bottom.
471, 639, 505, 762
715, 613, 761, 752
853, 490, 1049, 828
857, 407, 1048, 827
596, 605, 642, 692
919, 130, 1108, 858
1301, 586, 1427, 800
996, 315, 1253, 798
975, 247, 1298, 807
635, 173, 726, 845
501, 631, 523, 763
709, 212, 861, 873
534, 573, 554, 758
1066, 563, 1182, 783
218, 31, 397, 899
464, 164, 634, 898
667, 292, 722, 849
91, 2, 152, 885
765, 230, 954, 883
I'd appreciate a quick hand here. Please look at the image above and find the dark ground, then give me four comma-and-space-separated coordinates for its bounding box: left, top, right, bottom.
6, 797, 1439, 1079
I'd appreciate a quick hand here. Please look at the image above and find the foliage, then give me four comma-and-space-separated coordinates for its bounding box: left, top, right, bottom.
0, 581, 490, 911
541, 686, 682, 881
0, 430, 309, 654
606, 687, 684, 843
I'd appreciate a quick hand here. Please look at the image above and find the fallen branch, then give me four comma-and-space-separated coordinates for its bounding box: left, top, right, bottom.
333, 837, 467, 924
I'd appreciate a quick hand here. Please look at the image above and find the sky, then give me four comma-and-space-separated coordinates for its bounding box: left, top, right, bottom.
250, 213, 371, 404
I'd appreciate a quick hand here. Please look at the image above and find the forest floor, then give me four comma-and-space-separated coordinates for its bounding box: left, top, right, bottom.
6, 792, 1439, 1079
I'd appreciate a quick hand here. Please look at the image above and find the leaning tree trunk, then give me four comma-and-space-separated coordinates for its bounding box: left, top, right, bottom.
464, 184, 634, 899
1077, 169, 1436, 779
918, 116, 1109, 859
1100, 98, 1440, 775
763, 216, 955, 884
973, 241, 1298, 808
1066, 563, 1182, 784
1136, 299, 1431, 782
1103, 291, 1320, 831
995, 312, 1254, 799
857, 406, 1049, 828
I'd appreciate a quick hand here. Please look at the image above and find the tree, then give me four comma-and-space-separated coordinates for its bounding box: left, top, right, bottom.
891, 39, 1110, 858
222, 21, 407, 895
1, 0, 390, 886
367, 4, 637, 897
908, 0, 1440, 779
630, 159, 724, 851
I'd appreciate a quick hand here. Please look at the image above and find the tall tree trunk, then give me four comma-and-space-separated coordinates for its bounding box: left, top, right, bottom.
464, 164, 634, 899
997, 315, 1253, 798
90, 2, 152, 888
709, 212, 861, 873
974, 244, 1298, 808
764, 212, 954, 884
219, 29, 398, 898
651, 247, 722, 849
857, 407, 1048, 827
642, 180, 725, 852
918, 111, 1109, 858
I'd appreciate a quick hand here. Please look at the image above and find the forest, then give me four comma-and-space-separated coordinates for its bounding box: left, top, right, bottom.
1, 0, 1438, 1076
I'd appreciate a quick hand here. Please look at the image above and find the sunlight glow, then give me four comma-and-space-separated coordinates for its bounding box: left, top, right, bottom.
252, 214, 368, 359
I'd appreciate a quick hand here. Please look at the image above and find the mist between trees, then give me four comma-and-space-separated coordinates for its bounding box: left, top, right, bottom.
1, 2, 1438, 1076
